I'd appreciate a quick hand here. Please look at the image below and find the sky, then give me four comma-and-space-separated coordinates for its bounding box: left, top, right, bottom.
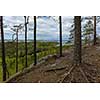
2, 16, 73, 41
2, 16, 100, 41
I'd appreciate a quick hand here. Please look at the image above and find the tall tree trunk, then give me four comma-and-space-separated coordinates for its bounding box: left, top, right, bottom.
0, 16, 7, 81
74, 16, 82, 65
93, 16, 96, 45
34, 16, 37, 65
24, 16, 28, 68
16, 28, 18, 72
59, 16, 62, 57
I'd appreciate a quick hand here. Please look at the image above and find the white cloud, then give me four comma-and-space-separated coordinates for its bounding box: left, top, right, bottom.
3, 16, 73, 40
3, 16, 100, 40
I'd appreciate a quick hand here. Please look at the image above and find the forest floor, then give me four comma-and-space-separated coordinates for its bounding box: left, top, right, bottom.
7, 42, 100, 83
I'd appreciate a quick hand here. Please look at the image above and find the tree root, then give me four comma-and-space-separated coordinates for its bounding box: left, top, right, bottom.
57, 63, 91, 83
44, 65, 67, 72
85, 72, 96, 80
79, 67, 89, 82
57, 65, 75, 83
69, 73, 74, 83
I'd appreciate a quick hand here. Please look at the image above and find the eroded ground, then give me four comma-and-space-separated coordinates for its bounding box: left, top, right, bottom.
7, 43, 100, 83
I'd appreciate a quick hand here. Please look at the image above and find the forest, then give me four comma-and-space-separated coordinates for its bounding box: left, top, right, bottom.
0, 16, 100, 83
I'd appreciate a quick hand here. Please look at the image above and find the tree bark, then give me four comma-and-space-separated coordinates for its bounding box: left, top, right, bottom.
16, 28, 18, 72
0, 16, 7, 81
24, 16, 28, 68
74, 16, 82, 65
93, 16, 96, 45
59, 16, 62, 57
34, 16, 37, 65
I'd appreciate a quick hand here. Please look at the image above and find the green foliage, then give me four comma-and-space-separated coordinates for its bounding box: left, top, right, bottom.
0, 41, 70, 81
82, 20, 93, 45
83, 20, 93, 35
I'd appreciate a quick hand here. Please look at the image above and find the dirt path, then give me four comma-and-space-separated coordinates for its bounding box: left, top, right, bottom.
7, 44, 100, 83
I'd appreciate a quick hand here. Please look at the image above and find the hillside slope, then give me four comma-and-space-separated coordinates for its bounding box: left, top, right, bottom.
6, 43, 100, 83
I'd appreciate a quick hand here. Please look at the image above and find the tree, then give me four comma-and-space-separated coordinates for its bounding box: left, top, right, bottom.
69, 22, 74, 43
34, 16, 37, 65
93, 16, 96, 45
59, 16, 62, 57
0, 16, 7, 81
24, 16, 29, 68
82, 20, 93, 45
74, 16, 82, 65
11, 24, 23, 72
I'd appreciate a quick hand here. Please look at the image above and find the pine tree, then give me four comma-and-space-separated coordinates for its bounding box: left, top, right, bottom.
59, 16, 62, 57
0, 16, 7, 81
83, 20, 93, 45
34, 16, 37, 65
93, 16, 96, 45
74, 16, 82, 65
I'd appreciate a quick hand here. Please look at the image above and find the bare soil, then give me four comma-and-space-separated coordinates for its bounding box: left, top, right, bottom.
7, 43, 100, 83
